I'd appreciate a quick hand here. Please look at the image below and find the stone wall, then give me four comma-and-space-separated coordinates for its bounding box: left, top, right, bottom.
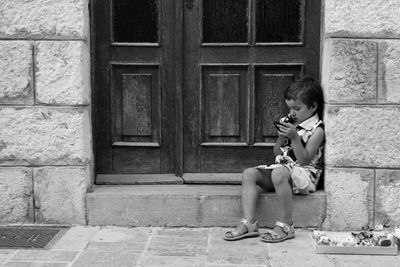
0, 0, 91, 224
1, 0, 399, 229
322, 0, 400, 229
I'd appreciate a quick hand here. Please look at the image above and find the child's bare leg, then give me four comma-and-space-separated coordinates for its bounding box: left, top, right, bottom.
242, 167, 274, 223
270, 166, 293, 235
224, 168, 273, 240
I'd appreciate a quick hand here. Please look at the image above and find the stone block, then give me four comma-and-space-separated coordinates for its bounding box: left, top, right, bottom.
378, 41, 400, 103
0, 41, 33, 104
0, 0, 88, 39
0, 107, 91, 165
36, 41, 90, 105
325, 106, 400, 168
33, 166, 89, 224
0, 167, 33, 223
321, 39, 377, 104
325, 0, 400, 38
375, 170, 400, 226
87, 185, 326, 227
323, 168, 374, 230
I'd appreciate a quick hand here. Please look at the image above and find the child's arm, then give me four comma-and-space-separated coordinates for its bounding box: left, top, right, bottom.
278, 122, 325, 166
273, 135, 286, 157
291, 127, 324, 166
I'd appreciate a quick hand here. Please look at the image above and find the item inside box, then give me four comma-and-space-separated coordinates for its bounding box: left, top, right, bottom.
312, 226, 400, 248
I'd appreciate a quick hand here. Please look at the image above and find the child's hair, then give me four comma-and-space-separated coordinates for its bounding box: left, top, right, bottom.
284, 76, 324, 119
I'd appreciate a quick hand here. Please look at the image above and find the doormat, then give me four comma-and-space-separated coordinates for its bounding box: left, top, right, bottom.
0, 227, 66, 249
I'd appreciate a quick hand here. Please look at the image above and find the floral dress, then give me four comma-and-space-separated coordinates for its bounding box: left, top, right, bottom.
256, 113, 324, 194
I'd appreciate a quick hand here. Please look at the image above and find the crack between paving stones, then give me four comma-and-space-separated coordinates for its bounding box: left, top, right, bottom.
2, 250, 19, 265
135, 228, 154, 266
66, 251, 83, 267
206, 228, 212, 255
267, 243, 273, 267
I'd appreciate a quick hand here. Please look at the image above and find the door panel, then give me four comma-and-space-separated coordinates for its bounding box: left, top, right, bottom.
202, 66, 248, 144
112, 65, 160, 144
254, 65, 302, 144
255, 0, 302, 43
113, 0, 159, 43
202, 0, 249, 43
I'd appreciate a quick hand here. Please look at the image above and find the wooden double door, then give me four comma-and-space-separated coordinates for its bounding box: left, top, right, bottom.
93, 0, 320, 183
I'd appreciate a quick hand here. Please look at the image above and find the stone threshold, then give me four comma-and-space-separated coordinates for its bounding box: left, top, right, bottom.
87, 184, 326, 228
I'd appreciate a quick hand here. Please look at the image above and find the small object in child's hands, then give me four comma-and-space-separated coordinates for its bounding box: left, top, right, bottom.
273, 114, 295, 130
281, 114, 295, 124
273, 121, 281, 130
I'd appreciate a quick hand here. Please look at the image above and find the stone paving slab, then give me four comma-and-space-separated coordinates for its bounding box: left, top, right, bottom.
137, 256, 207, 267
71, 251, 141, 267
326, 254, 400, 267
207, 228, 270, 266
267, 230, 335, 267
147, 229, 209, 257
51, 226, 99, 251
0, 226, 398, 266
10, 250, 78, 262
4, 262, 68, 267
0, 250, 16, 264
85, 227, 150, 253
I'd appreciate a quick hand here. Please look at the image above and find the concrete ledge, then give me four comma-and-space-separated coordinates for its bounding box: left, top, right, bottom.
87, 185, 326, 228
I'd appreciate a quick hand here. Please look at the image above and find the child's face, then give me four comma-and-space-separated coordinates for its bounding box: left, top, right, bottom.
285, 98, 317, 125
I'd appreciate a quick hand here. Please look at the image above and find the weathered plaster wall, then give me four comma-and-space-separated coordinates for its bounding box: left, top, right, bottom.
322, 0, 400, 229
0, 0, 91, 224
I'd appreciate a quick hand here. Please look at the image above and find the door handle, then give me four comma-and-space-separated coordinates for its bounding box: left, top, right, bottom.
186, 0, 194, 9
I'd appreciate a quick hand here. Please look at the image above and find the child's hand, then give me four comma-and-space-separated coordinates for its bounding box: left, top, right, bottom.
276, 122, 298, 140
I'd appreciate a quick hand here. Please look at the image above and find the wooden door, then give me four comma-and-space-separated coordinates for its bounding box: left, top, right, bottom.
92, 0, 320, 183
93, 0, 178, 179
182, 0, 320, 178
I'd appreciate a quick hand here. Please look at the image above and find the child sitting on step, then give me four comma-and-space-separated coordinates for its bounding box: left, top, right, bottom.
224, 77, 325, 243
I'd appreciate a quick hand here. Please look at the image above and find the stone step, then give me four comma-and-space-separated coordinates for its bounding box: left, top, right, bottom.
87, 185, 326, 227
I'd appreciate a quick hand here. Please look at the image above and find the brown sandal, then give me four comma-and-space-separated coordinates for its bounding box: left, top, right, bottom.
224, 219, 259, 241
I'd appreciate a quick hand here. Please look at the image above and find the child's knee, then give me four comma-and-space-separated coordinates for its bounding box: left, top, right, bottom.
242, 167, 258, 184
271, 167, 290, 185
